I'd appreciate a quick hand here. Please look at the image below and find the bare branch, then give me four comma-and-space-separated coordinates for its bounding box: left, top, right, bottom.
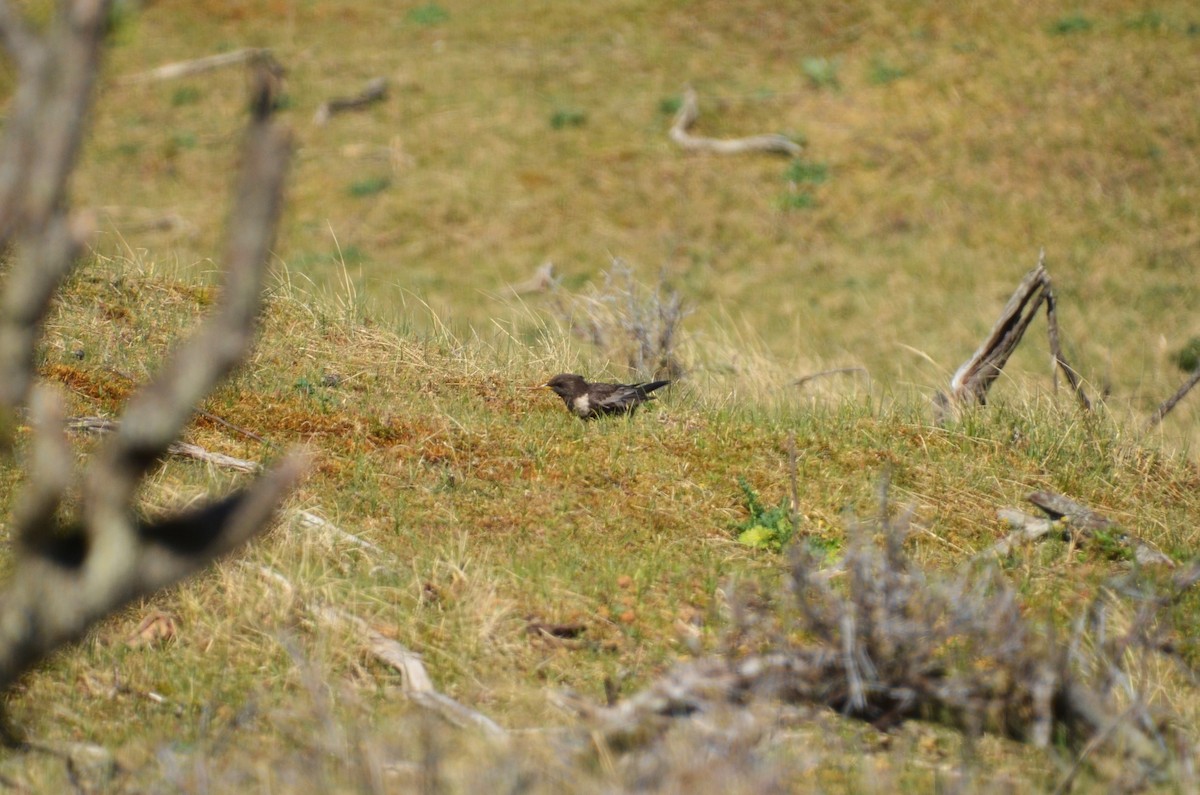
669, 85, 802, 157
1145, 365, 1200, 429
1045, 286, 1092, 410
0, 0, 111, 413
13, 386, 73, 546
0, 8, 300, 701
943, 258, 1049, 410
120, 47, 269, 83
0, 453, 306, 691
0, 0, 38, 66
313, 77, 388, 126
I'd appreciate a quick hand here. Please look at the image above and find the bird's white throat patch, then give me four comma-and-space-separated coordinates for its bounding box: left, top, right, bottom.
572, 394, 590, 415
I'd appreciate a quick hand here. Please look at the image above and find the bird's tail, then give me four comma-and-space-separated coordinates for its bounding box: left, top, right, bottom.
637, 380, 671, 397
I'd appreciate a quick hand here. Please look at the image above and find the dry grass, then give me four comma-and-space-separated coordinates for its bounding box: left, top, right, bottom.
69, 0, 1200, 449
3, 0, 1200, 791
0, 256, 1196, 790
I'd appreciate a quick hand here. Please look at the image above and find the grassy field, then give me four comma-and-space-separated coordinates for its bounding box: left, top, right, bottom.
2, 0, 1200, 791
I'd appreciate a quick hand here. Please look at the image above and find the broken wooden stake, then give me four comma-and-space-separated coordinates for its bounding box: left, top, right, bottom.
936, 253, 1090, 420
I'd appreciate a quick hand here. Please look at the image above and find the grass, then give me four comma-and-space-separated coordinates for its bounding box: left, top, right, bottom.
5, 258, 1199, 791
2, 0, 1200, 790
69, 0, 1199, 452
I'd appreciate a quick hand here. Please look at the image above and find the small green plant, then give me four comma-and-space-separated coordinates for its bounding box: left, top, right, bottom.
1171, 336, 1200, 373
1048, 14, 1093, 35
293, 376, 334, 411
407, 4, 449, 26
779, 159, 828, 211
1086, 526, 1134, 562
171, 86, 202, 107
778, 192, 816, 211
734, 477, 795, 551
658, 95, 683, 115
869, 56, 907, 85
550, 108, 587, 129
802, 56, 840, 90
348, 176, 391, 197
1126, 10, 1166, 31
784, 159, 829, 185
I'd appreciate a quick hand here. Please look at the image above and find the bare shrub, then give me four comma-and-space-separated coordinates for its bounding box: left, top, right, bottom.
0, 1, 299, 708
550, 260, 688, 380
564, 477, 1192, 789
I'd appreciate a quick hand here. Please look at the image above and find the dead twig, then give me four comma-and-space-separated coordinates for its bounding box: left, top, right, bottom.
121, 47, 269, 84
937, 252, 1091, 420
67, 416, 262, 472
1045, 286, 1092, 410
313, 77, 388, 126
793, 366, 869, 390
669, 85, 802, 157
251, 567, 507, 740
1145, 366, 1200, 430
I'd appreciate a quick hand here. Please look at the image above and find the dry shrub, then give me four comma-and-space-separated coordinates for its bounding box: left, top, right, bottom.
567, 477, 1197, 791
550, 260, 688, 380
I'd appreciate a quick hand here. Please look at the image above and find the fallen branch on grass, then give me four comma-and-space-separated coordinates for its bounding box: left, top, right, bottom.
121, 47, 269, 83
316, 605, 508, 739
669, 86, 802, 157
992, 491, 1174, 566
67, 416, 262, 472
936, 253, 1090, 420
250, 565, 506, 739
313, 77, 388, 126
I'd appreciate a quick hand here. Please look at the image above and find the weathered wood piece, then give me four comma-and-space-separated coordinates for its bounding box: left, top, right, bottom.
1146, 365, 1200, 429
937, 254, 1090, 418
313, 77, 388, 125
669, 85, 802, 156
121, 47, 269, 83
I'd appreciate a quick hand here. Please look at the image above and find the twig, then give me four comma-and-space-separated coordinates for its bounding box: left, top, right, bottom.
1145, 366, 1200, 429
1045, 286, 1092, 410
121, 47, 269, 84
67, 416, 262, 472
793, 366, 869, 389
941, 258, 1050, 412
295, 509, 383, 553
669, 85, 802, 157
313, 77, 388, 126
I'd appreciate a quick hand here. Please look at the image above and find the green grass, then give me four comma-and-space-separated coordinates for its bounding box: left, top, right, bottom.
3, 0, 1200, 790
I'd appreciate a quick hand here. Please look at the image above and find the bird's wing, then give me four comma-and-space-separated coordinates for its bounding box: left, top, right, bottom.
593, 384, 641, 409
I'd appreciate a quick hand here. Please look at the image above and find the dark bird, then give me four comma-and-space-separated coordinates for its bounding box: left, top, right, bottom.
542, 373, 670, 420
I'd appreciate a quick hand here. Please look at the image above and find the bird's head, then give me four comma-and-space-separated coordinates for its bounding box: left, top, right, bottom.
542, 373, 586, 398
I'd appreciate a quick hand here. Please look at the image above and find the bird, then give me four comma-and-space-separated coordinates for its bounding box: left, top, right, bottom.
541, 373, 671, 420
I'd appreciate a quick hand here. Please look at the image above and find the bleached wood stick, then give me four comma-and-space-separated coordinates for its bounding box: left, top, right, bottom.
122, 47, 269, 83
669, 86, 802, 157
